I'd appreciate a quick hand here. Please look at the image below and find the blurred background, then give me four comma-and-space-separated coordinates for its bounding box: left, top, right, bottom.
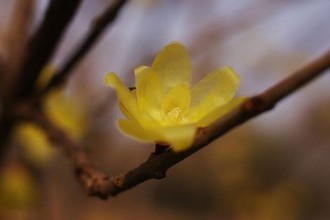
0, 0, 330, 219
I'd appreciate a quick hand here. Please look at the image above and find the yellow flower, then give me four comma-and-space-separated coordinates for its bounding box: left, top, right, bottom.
44, 89, 86, 139
104, 42, 242, 152
14, 123, 54, 166
37, 64, 87, 139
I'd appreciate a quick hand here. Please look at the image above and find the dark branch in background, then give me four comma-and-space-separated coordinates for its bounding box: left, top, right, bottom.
41, 0, 129, 95
0, 0, 35, 162
0, 115, 14, 163
1, 0, 34, 100
13, 0, 82, 99
0, 0, 129, 168
26, 49, 330, 199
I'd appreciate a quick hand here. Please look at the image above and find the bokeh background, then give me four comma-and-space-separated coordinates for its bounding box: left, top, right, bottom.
0, 0, 330, 219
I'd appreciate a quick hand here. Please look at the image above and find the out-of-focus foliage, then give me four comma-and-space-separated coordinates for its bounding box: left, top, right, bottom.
0, 164, 37, 210
213, 131, 311, 220
13, 72, 87, 166
36, 64, 56, 90
36, 64, 87, 140
44, 89, 86, 139
14, 123, 54, 167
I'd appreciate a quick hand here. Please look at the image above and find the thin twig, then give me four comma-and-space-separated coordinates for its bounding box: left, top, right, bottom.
20, 109, 111, 199
27, 49, 330, 199
14, 0, 82, 99
42, 0, 129, 95
29, 110, 166, 198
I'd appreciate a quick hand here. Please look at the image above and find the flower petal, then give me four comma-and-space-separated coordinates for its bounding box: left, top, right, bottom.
159, 125, 196, 152
161, 84, 190, 124
135, 66, 165, 120
118, 119, 158, 142
118, 119, 196, 152
152, 42, 191, 90
188, 67, 240, 122
118, 101, 135, 121
196, 97, 245, 127
104, 73, 140, 120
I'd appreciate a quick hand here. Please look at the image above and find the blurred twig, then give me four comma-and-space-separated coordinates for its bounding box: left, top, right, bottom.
25, 49, 330, 198
24, 111, 111, 199
24, 109, 164, 199
14, 0, 82, 99
0, 0, 35, 162
0, 114, 14, 163
41, 0, 129, 95
0, 0, 34, 100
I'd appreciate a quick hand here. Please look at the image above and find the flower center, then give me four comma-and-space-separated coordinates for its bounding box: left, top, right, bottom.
167, 107, 182, 122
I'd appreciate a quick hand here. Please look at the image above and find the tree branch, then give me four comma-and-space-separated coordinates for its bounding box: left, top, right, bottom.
41, 0, 129, 95
0, 0, 35, 162
20, 109, 111, 199
14, 0, 82, 99
1, 0, 35, 101
34, 111, 166, 198
0, 113, 15, 163
26, 49, 330, 199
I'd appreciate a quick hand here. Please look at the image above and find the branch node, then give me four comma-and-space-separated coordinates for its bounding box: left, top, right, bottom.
243, 96, 274, 114
152, 170, 166, 179
112, 174, 125, 187
78, 167, 111, 199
